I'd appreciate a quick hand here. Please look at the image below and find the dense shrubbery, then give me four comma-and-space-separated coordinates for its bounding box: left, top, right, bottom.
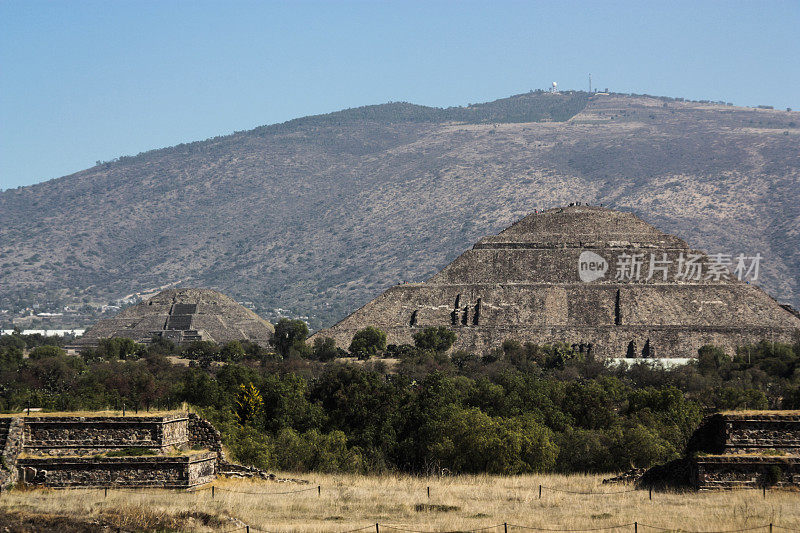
0, 330, 798, 475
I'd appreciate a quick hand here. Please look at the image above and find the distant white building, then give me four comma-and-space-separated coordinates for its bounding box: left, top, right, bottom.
1, 329, 85, 337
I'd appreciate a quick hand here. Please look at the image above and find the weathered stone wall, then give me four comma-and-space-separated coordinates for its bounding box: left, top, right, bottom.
688, 413, 800, 455
644, 412, 800, 490
322, 281, 799, 357
721, 413, 800, 453
18, 452, 216, 488
0, 418, 24, 489
696, 455, 800, 490
22, 415, 189, 456
188, 413, 224, 462
162, 417, 190, 448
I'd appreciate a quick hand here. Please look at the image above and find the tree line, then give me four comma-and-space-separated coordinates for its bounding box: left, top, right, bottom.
0, 326, 798, 475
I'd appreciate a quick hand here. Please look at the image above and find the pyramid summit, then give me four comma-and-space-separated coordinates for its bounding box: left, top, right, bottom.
76, 288, 274, 347
316, 206, 800, 358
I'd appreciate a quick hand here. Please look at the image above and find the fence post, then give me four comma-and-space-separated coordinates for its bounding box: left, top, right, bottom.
104, 487, 108, 499
318, 485, 321, 497
212, 486, 215, 499
634, 522, 638, 533
504, 523, 508, 533
427, 486, 430, 499
539, 485, 542, 499
649, 487, 652, 501
763, 485, 766, 499
770, 524, 773, 533
376, 523, 380, 533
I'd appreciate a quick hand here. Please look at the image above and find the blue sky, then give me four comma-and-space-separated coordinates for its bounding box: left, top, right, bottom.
1, 0, 798, 190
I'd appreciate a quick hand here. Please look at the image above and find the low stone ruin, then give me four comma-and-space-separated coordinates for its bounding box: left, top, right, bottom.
0, 412, 231, 489
639, 411, 800, 490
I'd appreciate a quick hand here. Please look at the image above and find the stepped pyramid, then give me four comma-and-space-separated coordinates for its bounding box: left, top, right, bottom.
75, 288, 274, 347
316, 206, 800, 358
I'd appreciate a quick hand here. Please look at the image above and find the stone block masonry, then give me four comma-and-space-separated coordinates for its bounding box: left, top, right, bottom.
0, 418, 24, 489
188, 412, 225, 462
643, 411, 800, 490
688, 412, 800, 455
696, 455, 800, 490
0, 412, 226, 488
22, 414, 189, 456
17, 452, 217, 488
691, 412, 800, 490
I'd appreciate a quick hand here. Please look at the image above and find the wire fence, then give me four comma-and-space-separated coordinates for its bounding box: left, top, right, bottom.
220, 524, 800, 533
76, 523, 800, 533
4, 482, 799, 533
538, 485, 639, 495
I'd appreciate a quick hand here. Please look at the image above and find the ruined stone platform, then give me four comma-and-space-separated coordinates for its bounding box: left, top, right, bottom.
18, 452, 217, 488
0, 411, 225, 489
695, 454, 799, 490
642, 411, 800, 490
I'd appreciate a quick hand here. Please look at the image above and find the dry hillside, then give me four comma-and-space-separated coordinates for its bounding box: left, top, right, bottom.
1, 91, 798, 330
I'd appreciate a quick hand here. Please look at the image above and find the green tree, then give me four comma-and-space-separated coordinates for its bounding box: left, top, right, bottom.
782, 386, 800, 409
235, 382, 264, 426
220, 341, 246, 362
312, 337, 340, 361
427, 407, 557, 474
29, 345, 66, 359
349, 327, 387, 359
96, 337, 142, 360
412, 326, 457, 353
183, 340, 220, 366
0, 345, 24, 371
147, 336, 177, 356
272, 318, 309, 357
226, 425, 274, 470
697, 345, 729, 375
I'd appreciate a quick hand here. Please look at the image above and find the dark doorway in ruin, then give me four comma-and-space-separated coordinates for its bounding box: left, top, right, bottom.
626, 340, 637, 358
409, 310, 418, 327
642, 338, 654, 358
473, 298, 481, 325
451, 295, 462, 325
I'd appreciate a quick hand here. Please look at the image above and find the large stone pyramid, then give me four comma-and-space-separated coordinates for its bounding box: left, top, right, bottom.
76, 288, 274, 347
316, 206, 800, 358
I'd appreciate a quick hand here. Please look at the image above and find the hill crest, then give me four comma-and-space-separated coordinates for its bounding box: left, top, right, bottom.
1, 91, 798, 331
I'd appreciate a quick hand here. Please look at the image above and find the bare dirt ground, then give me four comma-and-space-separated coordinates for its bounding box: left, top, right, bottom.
1, 473, 798, 532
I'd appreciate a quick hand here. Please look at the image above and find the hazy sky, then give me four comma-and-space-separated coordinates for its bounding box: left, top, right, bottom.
1, 0, 798, 190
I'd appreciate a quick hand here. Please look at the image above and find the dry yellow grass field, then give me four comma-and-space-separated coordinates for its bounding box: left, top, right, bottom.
1, 473, 799, 532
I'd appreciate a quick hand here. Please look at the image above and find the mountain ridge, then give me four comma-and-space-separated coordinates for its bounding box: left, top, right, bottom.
1, 91, 798, 331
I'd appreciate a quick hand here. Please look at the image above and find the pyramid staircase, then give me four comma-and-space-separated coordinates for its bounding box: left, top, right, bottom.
161, 303, 203, 343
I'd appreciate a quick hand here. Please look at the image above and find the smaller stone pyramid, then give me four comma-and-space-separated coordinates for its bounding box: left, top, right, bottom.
75, 288, 274, 347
